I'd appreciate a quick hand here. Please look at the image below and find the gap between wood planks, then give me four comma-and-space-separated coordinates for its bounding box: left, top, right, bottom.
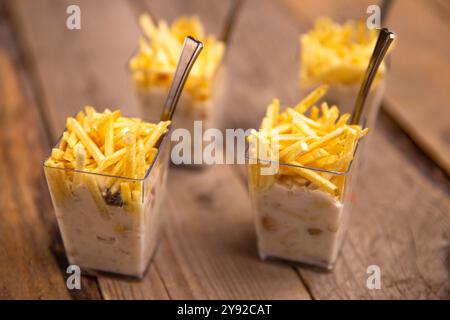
4, 0, 312, 299
4, 0, 449, 299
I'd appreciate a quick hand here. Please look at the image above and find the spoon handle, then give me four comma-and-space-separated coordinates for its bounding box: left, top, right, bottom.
351, 28, 395, 125
220, 0, 244, 45
380, 0, 394, 26
160, 36, 203, 121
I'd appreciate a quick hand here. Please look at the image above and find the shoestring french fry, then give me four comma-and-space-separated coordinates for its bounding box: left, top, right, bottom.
43, 106, 172, 277
73, 144, 86, 187
45, 107, 170, 215
249, 86, 368, 197
294, 84, 328, 113
300, 18, 386, 86
248, 86, 369, 270
67, 117, 105, 163
130, 14, 224, 101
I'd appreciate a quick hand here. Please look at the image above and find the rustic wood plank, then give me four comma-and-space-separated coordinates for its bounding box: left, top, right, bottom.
235, 0, 449, 299
382, 0, 450, 175
0, 6, 102, 300
5, 0, 169, 300
300, 112, 450, 299
281, 0, 450, 175
162, 0, 449, 299
0, 50, 71, 300
98, 265, 170, 300
126, 0, 311, 299
8, 0, 449, 300
155, 166, 309, 299
8, 0, 311, 299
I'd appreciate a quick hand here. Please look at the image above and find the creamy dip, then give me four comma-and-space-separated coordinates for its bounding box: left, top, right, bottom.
252, 181, 349, 270
46, 162, 167, 278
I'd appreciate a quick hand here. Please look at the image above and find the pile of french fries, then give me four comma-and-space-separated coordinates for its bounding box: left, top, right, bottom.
248, 86, 368, 197
130, 14, 225, 101
44, 106, 170, 216
300, 18, 384, 85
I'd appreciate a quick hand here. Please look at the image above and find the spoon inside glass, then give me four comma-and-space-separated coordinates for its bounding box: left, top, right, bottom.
350, 28, 395, 125
220, 0, 245, 46
380, 0, 394, 27
159, 36, 203, 122
155, 36, 203, 147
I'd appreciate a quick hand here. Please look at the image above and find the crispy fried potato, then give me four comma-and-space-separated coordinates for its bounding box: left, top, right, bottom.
249, 86, 367, 197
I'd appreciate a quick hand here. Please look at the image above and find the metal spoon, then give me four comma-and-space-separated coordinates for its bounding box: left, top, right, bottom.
220, 0, 245, 45
155, 36, 203, 147
350, 28, 395, 125
380, 0, 394, 27
159, 36, 203, 122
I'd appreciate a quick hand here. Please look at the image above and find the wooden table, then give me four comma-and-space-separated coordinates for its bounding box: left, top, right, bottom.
0, 0, 449, 300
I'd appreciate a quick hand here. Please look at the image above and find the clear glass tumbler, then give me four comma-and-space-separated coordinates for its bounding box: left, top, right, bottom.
247, 143, 362, 271
130, 64, 226, 137
44, 129, 171, 278
299, 79, 386, 130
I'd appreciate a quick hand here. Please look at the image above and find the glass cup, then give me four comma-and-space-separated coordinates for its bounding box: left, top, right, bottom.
247, 142, 362, 271
130, 63, 226, 139
299, 79, 386, 130
44, 128, 171, 278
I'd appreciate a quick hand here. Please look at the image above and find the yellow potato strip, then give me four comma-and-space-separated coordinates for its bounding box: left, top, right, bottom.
287, 108, 322, 129
336, 113, 350, 127
293, 118, 317, 138
44, 161, 71, 205
124, 132, 136, 179
146, 147, 158, 164
67, 117, 105, 163
272, 123, 291, 134
120, 182, 132, 206
97, 148, 126, 172
309, 106, 319, 120
85, 175, 110, 219
46, 106, 171, 217
276, 134, 307, 141
136, 139, 146, 179
254, 86, 368, 196
289, 162, 338, 196
269, 98, 280, 128
105, 160, 124, 189
294, 84, 328, 113
279, 140, 306, 159
67, 132, 78, 148
296, 148, 329, 165
143, 121, 170, 154
51, 148, 65, 161
73, 145, 86, 187
104, 114, 114, 156
308, 127, 346, 151
313, 155, 339, 167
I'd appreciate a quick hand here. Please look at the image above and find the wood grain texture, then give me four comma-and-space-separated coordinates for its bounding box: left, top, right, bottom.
7, 0, 311, 299
0, 50, 70, 300
7, 0, 141, 138
281, 0, 450, 175
250, 0, 450, 299
4, 0, 449, 300
300, 113, 450, 299
382, 0, 450, 175
0, 8, 102, 299
137, 0, 450, 299
156, 166, 310, 299
98, 265, 170, 300
6, 0, 171, 300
